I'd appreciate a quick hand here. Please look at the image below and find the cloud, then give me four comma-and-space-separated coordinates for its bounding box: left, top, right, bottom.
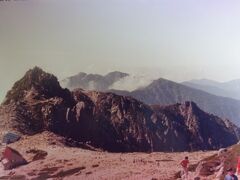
109, 72, 162, 91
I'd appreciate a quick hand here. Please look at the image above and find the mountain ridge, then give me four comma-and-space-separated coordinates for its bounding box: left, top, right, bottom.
61, 71, 240, 126
183, 78, 240, 100
0, 67, 239, 152
110, 78, 240, 126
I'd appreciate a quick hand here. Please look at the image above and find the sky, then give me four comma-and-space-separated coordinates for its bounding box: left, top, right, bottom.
1, 0, 240, 102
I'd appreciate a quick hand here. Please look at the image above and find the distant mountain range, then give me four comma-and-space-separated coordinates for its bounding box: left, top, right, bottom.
1, 67, 239, 152
61, 72, 240, 126
182, 79, 240, 100
61, 71, 129, 91
111, 78, 240, 126
62, 72, 240, 100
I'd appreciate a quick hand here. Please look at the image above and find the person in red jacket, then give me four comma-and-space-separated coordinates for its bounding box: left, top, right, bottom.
180, 156, 189, 179
237, 157, 240, 175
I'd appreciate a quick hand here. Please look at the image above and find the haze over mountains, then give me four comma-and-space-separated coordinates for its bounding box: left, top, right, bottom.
182, 79, 240, 100
62, 71, 240, 100
61, 71, 156, 92
62, 71, 240, 127
61, 71, 129, 91
1, 67, 239, 152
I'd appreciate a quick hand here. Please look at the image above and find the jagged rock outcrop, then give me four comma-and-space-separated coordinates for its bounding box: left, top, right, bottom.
1, 67, 239, 152
3, 67, 73, 105
1, 67, 74, 135
152, 102, 239, 151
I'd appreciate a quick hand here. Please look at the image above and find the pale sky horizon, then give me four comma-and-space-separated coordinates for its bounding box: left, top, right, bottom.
1, 0, 240, 102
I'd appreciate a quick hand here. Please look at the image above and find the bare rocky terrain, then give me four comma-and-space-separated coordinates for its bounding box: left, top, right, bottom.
0, 132, 217, 180
1, 132, 240, 180
1, 67, 240, 180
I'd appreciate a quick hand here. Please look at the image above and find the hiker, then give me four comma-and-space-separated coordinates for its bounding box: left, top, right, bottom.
180, 156, 189, 179
224, 168, 238, 180
236, 157, 240, 175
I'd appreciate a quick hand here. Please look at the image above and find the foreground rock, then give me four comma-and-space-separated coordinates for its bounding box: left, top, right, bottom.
2, 132, 21, 144
0, 67, 239, 152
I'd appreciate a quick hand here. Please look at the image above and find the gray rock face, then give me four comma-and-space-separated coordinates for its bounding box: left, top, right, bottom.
1, 67, 239, 152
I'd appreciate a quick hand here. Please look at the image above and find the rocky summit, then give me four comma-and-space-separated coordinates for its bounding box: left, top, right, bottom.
0, 67, 239, 152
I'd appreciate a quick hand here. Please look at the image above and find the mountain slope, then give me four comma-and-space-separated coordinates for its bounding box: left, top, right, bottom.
152, 102, 240, 151
61, 73, 240, 126
1, 67, 239, 152
112, 78, 240, 126
183, 79, 220, 87
183, 79, 240, 100
182, 81, 234, 98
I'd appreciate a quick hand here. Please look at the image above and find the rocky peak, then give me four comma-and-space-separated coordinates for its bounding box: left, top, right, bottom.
148, 78, 173, 87
76, 72, 87, 77
3, 67, 72, 105
104, 71, 129, 80
179, 101, 201, 115
182, 101, 198, 108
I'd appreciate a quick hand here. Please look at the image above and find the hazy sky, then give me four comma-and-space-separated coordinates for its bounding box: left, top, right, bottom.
1, 0, 240, 102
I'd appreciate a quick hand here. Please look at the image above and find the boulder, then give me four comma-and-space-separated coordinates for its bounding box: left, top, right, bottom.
2, 132, 21, 144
